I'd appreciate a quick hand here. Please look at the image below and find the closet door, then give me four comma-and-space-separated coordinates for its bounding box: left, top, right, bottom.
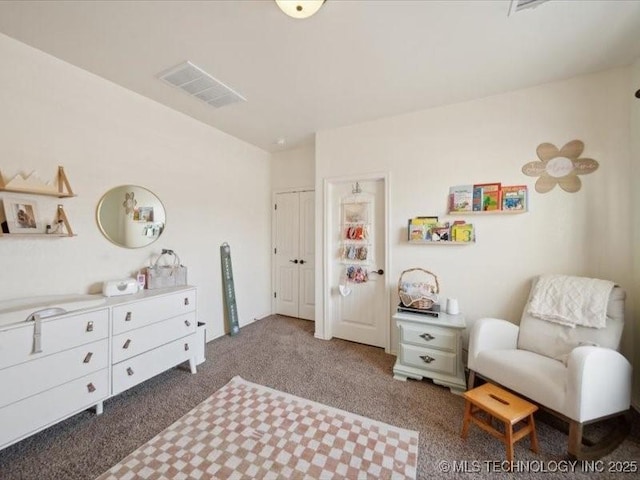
297, 191, 315, 321
274, 191, 315, 321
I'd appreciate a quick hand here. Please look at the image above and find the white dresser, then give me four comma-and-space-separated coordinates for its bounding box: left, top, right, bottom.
392, 311, 467, 394
0, 286, 199, 451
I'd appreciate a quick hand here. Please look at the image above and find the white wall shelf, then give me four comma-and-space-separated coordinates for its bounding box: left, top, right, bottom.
447, 210, 527, 215
408, 240, 474, 246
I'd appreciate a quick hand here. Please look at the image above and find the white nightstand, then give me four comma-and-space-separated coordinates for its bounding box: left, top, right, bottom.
392, 310, 467, 394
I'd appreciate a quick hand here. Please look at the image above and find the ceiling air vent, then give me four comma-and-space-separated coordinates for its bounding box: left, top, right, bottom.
509, 0, 550, 15
157, 61, 246, 109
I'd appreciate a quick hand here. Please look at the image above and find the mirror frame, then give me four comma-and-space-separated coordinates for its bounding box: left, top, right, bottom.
96, 185, 166, 249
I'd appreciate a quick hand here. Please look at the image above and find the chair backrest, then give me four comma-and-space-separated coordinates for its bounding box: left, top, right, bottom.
517, 276, 625, 362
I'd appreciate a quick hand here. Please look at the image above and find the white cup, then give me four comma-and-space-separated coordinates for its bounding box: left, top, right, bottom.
446, 298, 459, 315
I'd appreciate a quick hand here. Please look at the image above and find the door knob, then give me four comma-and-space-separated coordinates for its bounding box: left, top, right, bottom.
289, 259, 299, 264
299, 260, 306, 264
371, 269, 384, 275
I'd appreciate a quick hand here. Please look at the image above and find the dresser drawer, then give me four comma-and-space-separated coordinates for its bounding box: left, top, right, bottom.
112, 289, 196, 335
400, 322, 458, 352
0, 368, 108, 450
0, 309, 109, 370
112, 333, 196, 396
400, 344, 457, 376
112, 312, 196, 363
0, 338, 108, 409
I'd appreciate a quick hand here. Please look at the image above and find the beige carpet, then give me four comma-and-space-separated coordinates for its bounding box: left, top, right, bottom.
0, 315, 638, 480
96, 376, 419, 480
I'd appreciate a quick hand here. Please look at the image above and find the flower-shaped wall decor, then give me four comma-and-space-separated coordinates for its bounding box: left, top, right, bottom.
522, 140, 599, 193
122, 191, 137, 215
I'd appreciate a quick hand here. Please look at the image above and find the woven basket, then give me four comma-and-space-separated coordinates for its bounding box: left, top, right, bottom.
398, 268, 440, 310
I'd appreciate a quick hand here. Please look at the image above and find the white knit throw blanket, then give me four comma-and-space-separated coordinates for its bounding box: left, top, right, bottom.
528, 274, 614, 329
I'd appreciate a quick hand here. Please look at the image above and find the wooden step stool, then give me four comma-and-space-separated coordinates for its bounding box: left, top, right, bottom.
461, 383, 539, 466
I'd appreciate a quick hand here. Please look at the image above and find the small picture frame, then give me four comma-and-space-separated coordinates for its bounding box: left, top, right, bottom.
133, 206, 154, 222
3, 198, 45, 233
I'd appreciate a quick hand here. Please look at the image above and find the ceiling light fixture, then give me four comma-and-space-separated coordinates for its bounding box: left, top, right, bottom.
275, 0, 325, 19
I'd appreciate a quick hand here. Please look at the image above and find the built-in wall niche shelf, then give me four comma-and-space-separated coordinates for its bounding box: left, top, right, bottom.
0, 166, 75, 198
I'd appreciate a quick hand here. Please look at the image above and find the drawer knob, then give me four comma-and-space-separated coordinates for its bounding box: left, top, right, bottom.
184, 343, 190, 351
125, 312, 132, 322
87, 383, 96, 393
86, 321, 94, 332
83, 352, 93, 364
420, 333, 435, 341
184, 297, 190, 306
126, 367, 134, 376
184, 320, 191, 327
420, 355, 435, 364
123, 339, 131, 349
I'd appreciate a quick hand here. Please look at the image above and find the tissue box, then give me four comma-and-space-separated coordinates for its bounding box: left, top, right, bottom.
103, 278, 138, 297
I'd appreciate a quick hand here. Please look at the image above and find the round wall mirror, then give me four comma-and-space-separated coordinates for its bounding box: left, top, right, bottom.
96, 185, 166, 248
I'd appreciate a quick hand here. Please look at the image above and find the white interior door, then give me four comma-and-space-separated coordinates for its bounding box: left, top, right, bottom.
298, 191, 315, 321
274, 191, 315, 321
329, 179, 387, 348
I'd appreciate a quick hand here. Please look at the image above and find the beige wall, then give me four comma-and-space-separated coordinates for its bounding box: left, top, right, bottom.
315, 67, 635, 380
631, 58, 640, 409
271, 144, 315, 191
0, 33, 272, 340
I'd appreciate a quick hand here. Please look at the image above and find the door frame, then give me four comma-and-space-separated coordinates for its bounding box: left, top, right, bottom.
271, 187, 315, 316
318, 172, 391, 352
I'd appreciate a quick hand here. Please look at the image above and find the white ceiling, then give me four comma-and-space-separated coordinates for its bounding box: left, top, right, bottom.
0, 0, 639, 152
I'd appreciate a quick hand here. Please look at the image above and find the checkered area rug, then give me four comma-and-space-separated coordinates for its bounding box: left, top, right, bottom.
96, 376, 418, 480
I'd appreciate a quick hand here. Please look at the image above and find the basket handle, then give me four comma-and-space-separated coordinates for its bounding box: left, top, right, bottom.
397, 267, 440, 294
153, 249, 180, 268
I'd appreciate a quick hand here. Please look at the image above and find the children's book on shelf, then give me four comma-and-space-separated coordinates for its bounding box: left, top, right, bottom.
408, 216, 438, 241
474, 182, 501, 211
431, 222, 450, 241
501, 185, 528, 211
472, 185, 483, 211
448, 185, 473, 212
450, 221, 474, 242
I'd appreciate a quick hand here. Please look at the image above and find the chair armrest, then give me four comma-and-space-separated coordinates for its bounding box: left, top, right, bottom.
468, 318, 519, 370
566, 346, 632, 422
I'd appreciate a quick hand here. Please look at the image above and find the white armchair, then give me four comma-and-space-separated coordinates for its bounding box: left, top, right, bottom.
468, 276, 632, 459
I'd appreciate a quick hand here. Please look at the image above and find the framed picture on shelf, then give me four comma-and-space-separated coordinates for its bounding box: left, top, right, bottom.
2, 198, 46, 233
133, 206, 154, 222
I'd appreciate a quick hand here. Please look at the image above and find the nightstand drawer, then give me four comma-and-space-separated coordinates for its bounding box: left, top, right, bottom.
400, 323, 457, 352
400, 344, 457, 376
